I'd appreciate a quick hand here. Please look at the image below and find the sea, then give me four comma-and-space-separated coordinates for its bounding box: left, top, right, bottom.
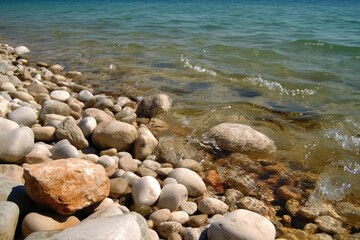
0, 0, 359, 208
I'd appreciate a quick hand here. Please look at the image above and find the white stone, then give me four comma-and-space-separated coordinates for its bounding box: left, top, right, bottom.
207, 209, 276, 240
157, 183, 188, 211
169, 211, 189, 225
132, 176, 161, 205
121, 171, 141, 186
14, 46, 30, 55
168, 168, 206, 197
50, 90, 71, 102
78, 90, 94, 102
0, 97, 10, 118
198, 197, 229, 215
78, 116, 97, 137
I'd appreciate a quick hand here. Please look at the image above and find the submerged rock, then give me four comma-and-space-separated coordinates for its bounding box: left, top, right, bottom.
136, 94, 172, 118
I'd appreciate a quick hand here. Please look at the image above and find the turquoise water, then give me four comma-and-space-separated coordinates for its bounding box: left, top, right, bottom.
1, 0, 359, 203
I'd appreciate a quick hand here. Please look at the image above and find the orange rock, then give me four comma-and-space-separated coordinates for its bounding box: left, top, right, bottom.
205, 170, 224, 194
23, 158, 110, 215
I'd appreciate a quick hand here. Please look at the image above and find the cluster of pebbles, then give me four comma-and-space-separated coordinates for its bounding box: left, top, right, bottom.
0, 43, 358, 240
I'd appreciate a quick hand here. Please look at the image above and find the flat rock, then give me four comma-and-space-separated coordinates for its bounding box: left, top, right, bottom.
8, 106, 38, 126
198, 197, 229, 215
168, 168, 206, 197
56, 116, 88, 149
23, 158, 110, 215
207, 209, 276, 240
133, 125, 158, 161
136, 94, 172, 118
157, 183, 188, 211
21, 211, 80, 237
132, 176, 161, 205
48, 212, 151, 240
0, 201, 19, 240
92, 120, 138, 151
208, 123, 276, 155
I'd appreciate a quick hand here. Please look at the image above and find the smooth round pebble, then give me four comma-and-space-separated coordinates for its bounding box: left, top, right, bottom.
169, 211, 189, 225
50, 90, 70, 102
168, 168, 206, 197
157, 183, 188, 211
78, 116, 97, 137
198, 197, 229, 215
149, 209, 171, 227
8, 106, 37, 126
132, 176, 161, 205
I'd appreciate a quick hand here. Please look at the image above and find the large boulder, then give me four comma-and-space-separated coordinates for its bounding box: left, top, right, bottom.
23, 158, 110, 215
92, 120, 138, 151
207, 209, 276, 240
136, 94, 172, 118
56, 116, 88, 149
0, 118, 34, 163
208, 123, 276, 155
48, 212, 151, 240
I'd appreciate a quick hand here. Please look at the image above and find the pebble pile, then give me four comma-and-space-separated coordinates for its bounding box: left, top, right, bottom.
0, 43, 359, 240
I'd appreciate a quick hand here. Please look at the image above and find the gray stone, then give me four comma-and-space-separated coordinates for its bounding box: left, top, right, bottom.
40, 99, 71, 122
56, 116, 88, 149
8, 106, 38, 126
23, 230, 61, 240
48, 212, 151, 240
92, 120, 138, 151
207, 209, 276, 240
0, 60, 15, 74
98, 155, 117, 169
208, 123, 276, 155
50, 139, 79, 160
136, 94, 172, 118
77, 90, 94, 102
168, 168, 206, 197
121, 171, 141, 186
157, 183, 188, 211
78, 116, 97, 137
198, 197, 229, 215
83, 204, 123, 221
0, 201, 19, 240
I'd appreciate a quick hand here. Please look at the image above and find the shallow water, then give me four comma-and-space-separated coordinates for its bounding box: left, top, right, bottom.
1, 0, 359, 203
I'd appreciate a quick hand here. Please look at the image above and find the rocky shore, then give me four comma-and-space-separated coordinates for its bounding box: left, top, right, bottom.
0, 42, 358, 240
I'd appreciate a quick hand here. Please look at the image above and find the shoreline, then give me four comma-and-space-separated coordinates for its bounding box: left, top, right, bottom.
0, 42, 358, 240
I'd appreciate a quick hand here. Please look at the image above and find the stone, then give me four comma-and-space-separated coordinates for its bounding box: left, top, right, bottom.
92, 120, 138, 151
149, 209, 171, 227
180, 159, 202, 172
109, 177, 128, 198
169, 211, 189, 225
83, 204, 123, 221
21, 211, 80, 237
157, 221, 182, 239
137, 166, 157, 178
9, 90, 34, 103
168, 168, 206, 197
118, 156, 138, 172
157, 183, 188, 211
237, 196, 270, 216
142, 160, 161, 171
122, 171, 141, 186
8, 106, 38, 126
66, 71, 82, 78
1, 81, 16, 91
40, 99, 71, 122
132, 176, 161, 206
148, 229, 159, 240
0, 164, 24, 183
133, 125, 158, 161
208, 123, 276, 155
50, 139, 80, 160
50, 74, 67, 83
23, 158, 110, 215
182, 227, 202, 240
56, 116, 89, 149
315, 215, 347, 234
276, 185, 303, 201
78, 90, 94, 102
180, 202, 198, 215
93, 97, 114, 109
0, 60, 14, 74
50, 90, 71, 102
187, 214, 208, 228
198, 197, 229, 215
78, 116, 97, 137
285, 199, 300, 216
0, 97, 10, 117
136, 94, 172, 118
207, 209, 276, 240
14, 45, 30, 55
117, 96, 133, 107
27, 82, 49, 97
66, 97, 84, 112
98, 155, 117, 169
0, 201, 19, 240
48, 212, 151, 240
82, 108, 113, 124
49, 64, 64, 73
32, 126, 57, 142
0, 124, 34, 163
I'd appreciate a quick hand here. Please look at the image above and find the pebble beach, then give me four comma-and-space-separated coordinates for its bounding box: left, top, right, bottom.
0, 43, 359, 240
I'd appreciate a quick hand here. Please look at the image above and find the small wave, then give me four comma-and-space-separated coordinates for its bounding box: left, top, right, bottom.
244, 75, 317, 96
180, 54, 217, 76
324, 127, 360, 152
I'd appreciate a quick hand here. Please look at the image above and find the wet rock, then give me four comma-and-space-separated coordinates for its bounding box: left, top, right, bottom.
133, 125, 158, 161
92, 120, 138, 151
149, 209, 171, 227
198, 197, 229, 215
136, 93, 172, 118
285, 199, 300, 216
237, 196, 269, 215
48, 212, 151, 240
132, 176, 161, 205
208, 123, 276, 155
21, 211, 80, 237
276, 185, 303, 201
315, 215, 347, 234
56, 116, 88, 149
78, 116, 97, 137
23, 158, 110, 215
207, 209, 276, 240
157, 221, 182, 239
168, 168, 206, 197
157, 183, 188, 211
0, 201, 19, 240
